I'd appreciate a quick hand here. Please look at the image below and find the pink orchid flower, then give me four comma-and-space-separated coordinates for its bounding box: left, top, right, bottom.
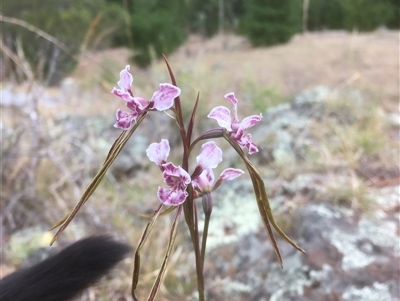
112, 65, 181, 130
146, 138, 170, 168
193, 141, 244, 196
146, 139, 191, 206
192, 168, 244, 196
208, 92, 262, 154
158, 162, 191, 206
195, 141, 223, 170
146, 140, 231, 206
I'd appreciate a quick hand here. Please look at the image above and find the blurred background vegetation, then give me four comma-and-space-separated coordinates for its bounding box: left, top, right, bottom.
1, 1, 399, 300
2, 0, 399, 81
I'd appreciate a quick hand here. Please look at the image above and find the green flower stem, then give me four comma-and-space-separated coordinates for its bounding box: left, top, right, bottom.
182, 188, 204, 301
164, 56, 206, 300
192, 203, 205, 301
200, 193, 213, 269
200, 212, 211, 269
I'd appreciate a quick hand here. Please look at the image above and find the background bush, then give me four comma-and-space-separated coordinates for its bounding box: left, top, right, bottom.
339, 0, 395, 31
2, 0, 126, 85
240, 0, 302, 46
2, 0, 399, 76
110, 0, 187, 67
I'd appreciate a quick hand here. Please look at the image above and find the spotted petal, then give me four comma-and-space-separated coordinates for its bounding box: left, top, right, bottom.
114, 109, 138, 130
157, 187, 188, 206
162, 162, 191, 189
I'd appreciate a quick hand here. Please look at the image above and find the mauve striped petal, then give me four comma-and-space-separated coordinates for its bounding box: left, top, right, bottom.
162, 162, 191, 188
196, 141, 222, 170
151, 83, 181, 111
237, 134, 259, 155
117, 65, 133, 91
219, 168, 244, 181
157, 187, 188, 206
114, 109, 137, 130
208, 106, 232, 131
234, 114, 262, 138
192, 169, 215, 191
224, 92, 239, 123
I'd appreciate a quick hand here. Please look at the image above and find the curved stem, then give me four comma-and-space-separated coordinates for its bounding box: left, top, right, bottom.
189, 128, 225, 153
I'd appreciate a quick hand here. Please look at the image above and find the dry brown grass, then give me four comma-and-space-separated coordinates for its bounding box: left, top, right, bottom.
32, 30, 396, 123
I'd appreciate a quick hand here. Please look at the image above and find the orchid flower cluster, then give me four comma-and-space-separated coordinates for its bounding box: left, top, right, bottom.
50, 59, 304, 301
112, 67, 250, 207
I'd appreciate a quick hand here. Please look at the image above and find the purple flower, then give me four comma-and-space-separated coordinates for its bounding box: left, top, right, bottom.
146, 140, 243, 204
158, 162, 191, 206
112, 65, 181, 130
208, 92, 262, 154
192, 141, 244, 196
146, 140, 191, 206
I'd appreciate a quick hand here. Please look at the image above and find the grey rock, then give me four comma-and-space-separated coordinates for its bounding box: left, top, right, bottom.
248, 86, 364, 166
204, 187, 400, 300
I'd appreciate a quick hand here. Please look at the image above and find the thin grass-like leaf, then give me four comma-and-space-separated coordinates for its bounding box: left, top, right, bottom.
138, 205, 176, 219
50, 113, 148, 244
247, 169, 283, 266
131, 204, 163, 301
224, 134, 305, 266
49, 130, 126, 232
147, 205, 183, 301
162, 54, 187, 154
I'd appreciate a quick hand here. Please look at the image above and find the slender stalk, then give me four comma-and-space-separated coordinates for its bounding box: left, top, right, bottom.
200, 193, 213, 269
192, 203, 205, 301
163, 55, 205, 300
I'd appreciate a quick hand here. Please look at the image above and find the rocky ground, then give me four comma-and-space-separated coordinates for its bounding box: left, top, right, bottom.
195, 87, 399, 301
